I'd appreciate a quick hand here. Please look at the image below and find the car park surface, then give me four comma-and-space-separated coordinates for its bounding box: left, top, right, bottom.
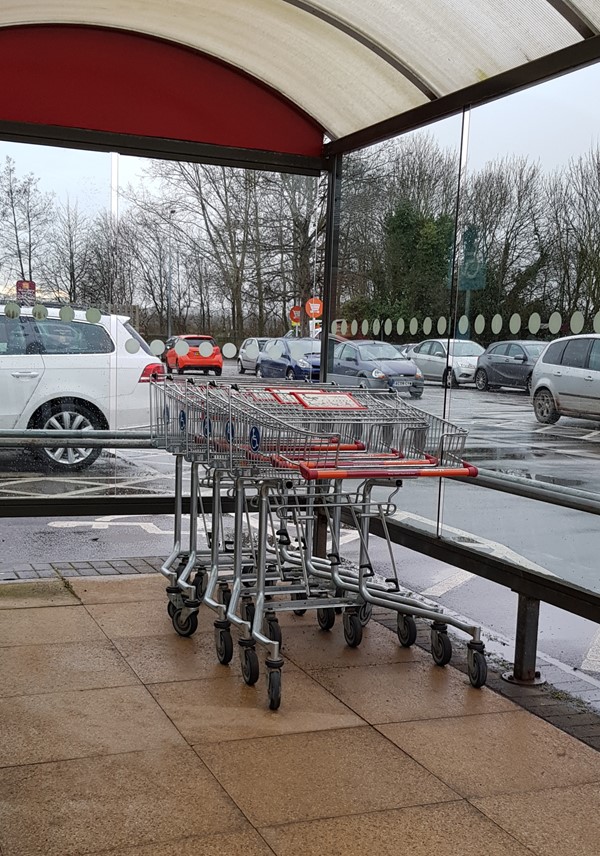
256, 337, 320, 380
531, 333, 600, 423
0, 305, 164, 471
330, 339, 424, 397
475, 340, 545, 393
164, 334, 222, 375
408, 338, 484, 386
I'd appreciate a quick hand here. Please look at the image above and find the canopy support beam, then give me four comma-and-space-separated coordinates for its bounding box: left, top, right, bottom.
320, 153, 342, 382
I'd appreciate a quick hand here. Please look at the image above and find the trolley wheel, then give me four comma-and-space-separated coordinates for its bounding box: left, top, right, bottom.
343, 613, 363, 648
172, 608, 199, 637
267, 669, 282, 711
317, 607, 336, 631
468, 650, 488, 688
241, 647, 260, 686
219, 585, 232, 610
266, 619, 282, 647
397, 614, 417, 648
193, 573, 207, 600
167, 600, 177, 619
358, 601, 373, 626
292, 593, 306, 616
242, 600, 255, 626
215, 628, 234, 665
431, 629, 452, 666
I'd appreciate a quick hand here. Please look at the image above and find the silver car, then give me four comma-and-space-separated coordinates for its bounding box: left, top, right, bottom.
237, 337, 269, 374
531, 334, 600, 423
407, 338, 484, 386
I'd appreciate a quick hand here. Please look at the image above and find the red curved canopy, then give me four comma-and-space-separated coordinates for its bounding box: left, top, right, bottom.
0, 25, 324, 158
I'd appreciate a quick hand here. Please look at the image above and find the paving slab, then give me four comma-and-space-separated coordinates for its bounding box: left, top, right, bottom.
151, 670, 362, 744
86, 598, 212, 639
0, 604, 104, 647
260, 800, 533, 856
0, 748, 245, 856
196, 726, 456, 827
70, 574, 167, 604
0, 579, 74, 609
0, 638, 139, 697
378, 710, 600, 798
101, 828, 276, 856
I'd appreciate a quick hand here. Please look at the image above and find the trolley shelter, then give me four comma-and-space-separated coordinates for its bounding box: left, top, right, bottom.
2, 4, 600, 702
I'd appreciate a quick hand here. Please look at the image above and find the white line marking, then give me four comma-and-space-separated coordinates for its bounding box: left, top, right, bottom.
421, 570, 474, 597
581, 628, 600, 672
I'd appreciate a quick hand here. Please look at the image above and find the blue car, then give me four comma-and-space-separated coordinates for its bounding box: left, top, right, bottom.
331, 339, 424, 398
255, 337, 320, 381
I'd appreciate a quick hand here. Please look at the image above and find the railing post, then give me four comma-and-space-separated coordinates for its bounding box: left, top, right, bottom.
502, 593, 545, 685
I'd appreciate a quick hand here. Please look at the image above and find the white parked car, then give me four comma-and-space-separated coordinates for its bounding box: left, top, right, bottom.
407, 338, 484, 386
531, 334, 600, 423
0, 305, 164, 470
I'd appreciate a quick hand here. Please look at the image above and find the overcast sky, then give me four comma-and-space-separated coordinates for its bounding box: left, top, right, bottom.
1, 59, 600, 211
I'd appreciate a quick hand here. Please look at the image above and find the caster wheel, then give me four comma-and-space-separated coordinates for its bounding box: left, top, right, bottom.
317, 607, 336, 631
267, 669, 282, 711
167, 600, 177, 619
241, 647, 260, 686
242, 601, 255, 626
194, 573, 207, 600
266, 619, 282, 647
468, 650, 488, 688
215, 628, 234, 665
219, 586, 232, 610
343, 613, 363, 648
172, 608, 199, 637
431, 630, 452, 666
358, 601, 373, 626
397, 614, 417, 648
292, 592, 306, 616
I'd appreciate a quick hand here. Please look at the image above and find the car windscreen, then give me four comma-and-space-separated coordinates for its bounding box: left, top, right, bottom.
183, 336, 215, 348
288, 340, 320, 359
357, 342, 405, 360
449, 341, 484, 357
523, 343, 545, 358
257, 339, 269, 350
124, 322, 153, 355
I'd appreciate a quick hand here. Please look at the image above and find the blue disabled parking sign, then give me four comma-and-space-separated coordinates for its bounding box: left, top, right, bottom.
225, 421, 235, 443
202, 417, 212, 437
249, 426, 261, 452
179, 410, 186, 432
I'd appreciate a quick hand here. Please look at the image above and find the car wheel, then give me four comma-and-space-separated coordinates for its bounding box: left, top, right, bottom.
214, 367, 222, 376
409, 391, 423, 399
286, 368, 295, 381
237, 359, 245, 374
176, 361, 184, 375
443, 368, 458, 388
256, 366, 264, 378
32, 400, 103, 471
475, 369, 489, 391
533, 389, 560, 424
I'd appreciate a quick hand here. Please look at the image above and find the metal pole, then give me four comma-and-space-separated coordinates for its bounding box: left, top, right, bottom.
320, 154, 342, 382
502, 594, 545, 685
167, 207, 175, 339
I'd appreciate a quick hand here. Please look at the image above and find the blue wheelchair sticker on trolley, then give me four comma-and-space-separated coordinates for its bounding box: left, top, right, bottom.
202, 417, 212, 437
163, 405, 170, 423
249, 425, 261, 452
178, 410, 186, 432
225, 421, 235, 443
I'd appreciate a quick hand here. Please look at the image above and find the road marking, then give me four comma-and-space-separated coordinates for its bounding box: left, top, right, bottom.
421, 570, 474, 597
581, 628, 600, 672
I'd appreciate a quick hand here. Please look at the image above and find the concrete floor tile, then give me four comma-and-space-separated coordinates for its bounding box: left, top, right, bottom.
310, 661, 516, 723
472, 781, 600, 855
0, 748, 244, 856
260, 800, 532, 856
0, 579, 75, 609
196, 726, 456, 826
378, 710, 600, 798
281, 619, 422, 671
0, 638, 140, 697
86, 599, 213, 639
104, 828, 277, 855
70, 574, 168, 604
113, 629, 297, 685
152, 670, 362, 744
0, 604, 104, 647
0, 685, 185, 767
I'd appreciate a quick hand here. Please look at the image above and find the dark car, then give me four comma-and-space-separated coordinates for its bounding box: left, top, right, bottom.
331, 339, 424, 398
475, 340, 546, 393
255, 337, 320, 381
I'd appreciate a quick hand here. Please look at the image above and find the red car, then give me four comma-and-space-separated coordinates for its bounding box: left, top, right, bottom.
164, 334, 223, 375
